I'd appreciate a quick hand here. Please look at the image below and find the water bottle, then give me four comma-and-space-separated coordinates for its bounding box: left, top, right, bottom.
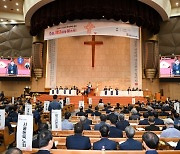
101, 145, 105, 151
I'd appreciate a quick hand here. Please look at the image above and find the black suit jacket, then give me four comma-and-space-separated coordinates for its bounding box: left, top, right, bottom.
66, 134, 91, 150
91, 111, 101, 116
76, 111, 86, 116
145, 124, 160, 131
154, 118, 164, 125
116, 120, 130, 131
139, 119, 149, 125
93, 138, 117, 150
109, 126, 123, 138
119, 138, 142, 150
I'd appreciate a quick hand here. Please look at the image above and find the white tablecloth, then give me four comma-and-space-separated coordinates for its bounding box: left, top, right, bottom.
49, 89, 77, 96
100, 90, 143, 97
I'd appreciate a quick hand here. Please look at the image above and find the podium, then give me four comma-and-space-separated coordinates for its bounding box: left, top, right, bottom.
155, 92, 161, 101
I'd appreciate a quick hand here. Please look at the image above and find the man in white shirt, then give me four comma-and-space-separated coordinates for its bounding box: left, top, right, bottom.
160, 118, 180, 138
62, 112, 73, 130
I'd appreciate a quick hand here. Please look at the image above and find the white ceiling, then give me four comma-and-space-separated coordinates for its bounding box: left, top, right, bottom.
0, 0, 180, 24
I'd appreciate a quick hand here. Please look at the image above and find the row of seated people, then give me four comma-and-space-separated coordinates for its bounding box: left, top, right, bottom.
63, 111, 180, 138
0, 104, 42, 135
32, 122, 180, 154
75, 104, 179, 127
97, 99, 177, 113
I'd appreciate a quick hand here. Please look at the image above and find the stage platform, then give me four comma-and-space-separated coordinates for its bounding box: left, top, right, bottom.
37, 94, 147, 109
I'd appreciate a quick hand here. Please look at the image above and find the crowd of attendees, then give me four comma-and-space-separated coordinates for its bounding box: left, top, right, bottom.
0, 94, 180, 153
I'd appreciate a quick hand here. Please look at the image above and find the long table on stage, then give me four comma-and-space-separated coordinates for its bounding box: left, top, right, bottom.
100, 90, 143, 97
49, 89, 77, 96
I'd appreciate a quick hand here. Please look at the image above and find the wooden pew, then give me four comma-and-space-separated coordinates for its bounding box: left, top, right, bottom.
52, 130, 101, 138
23, 149, 180, 154
134, 125, 165, 131
0, 127, 15, 152
52, 137, 180, 149
52, 130, 162, 138
53, 137, 142, 149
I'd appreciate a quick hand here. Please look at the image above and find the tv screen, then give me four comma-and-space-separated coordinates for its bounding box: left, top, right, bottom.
0, 57, 31, 77
160, 55, 180, 78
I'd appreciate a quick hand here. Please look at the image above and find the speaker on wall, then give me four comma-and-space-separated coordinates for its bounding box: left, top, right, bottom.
32, 42, 43, 78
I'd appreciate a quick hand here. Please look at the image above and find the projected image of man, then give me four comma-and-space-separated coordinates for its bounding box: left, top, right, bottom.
172, 59, 180, 75
8, 60, 18, 75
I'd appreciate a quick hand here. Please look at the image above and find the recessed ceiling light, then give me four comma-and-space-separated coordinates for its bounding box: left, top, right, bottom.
176, 2, 179, 6
17, 8, 19, 11
4, 5, 7, 8
0, 19, 4, 22
2, 0, 6, 2
16, 3, 19, 6
2, 22, 8, 24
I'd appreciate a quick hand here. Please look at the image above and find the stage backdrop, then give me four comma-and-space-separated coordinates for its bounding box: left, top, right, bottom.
46, 35, 142, 91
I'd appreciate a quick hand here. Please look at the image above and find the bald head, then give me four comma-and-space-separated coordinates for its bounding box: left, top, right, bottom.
6, 148, 22, 154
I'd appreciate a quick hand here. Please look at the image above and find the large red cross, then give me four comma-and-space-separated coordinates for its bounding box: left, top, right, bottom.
84, 35, 103, 67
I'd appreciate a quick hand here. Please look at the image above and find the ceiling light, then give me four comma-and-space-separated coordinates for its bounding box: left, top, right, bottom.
0, 19, 4, 22
16, 3, 19, 6
176, 2, 179, 6
2, 0, 6, 1
2, 22, 8, 24
4, 5, 7, 8
10, 20, 17, 24
17, 8, 19, 11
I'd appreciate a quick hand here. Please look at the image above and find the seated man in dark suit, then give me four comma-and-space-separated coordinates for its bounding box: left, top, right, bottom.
139, 112, 149, 125
145, 117, 160, 131
109, 115, 123, 138
66, 123, 91, 150
36, 130, 53, 154
153, 112, 164, 125
85, 105, 93, 114
107, 108, 118, 120
91, 106, 101, 116
119, 126, 142, 150
120, 106, 129, 114
76, 106, 86, 116
159, 107, 169, 116
94, 114, 110, 130
93, 125, 117, 150
129, 108, 140, 120
142, 132, 159, 154
8, 105, 18, 122
102, 104, 111, 114
80, 116, 91, 130
32, 123, 57, 149
116, 114, 130, 131
84, 113, 92, 125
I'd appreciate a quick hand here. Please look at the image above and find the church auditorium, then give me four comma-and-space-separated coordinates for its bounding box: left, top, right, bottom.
0, 0, 180, 153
